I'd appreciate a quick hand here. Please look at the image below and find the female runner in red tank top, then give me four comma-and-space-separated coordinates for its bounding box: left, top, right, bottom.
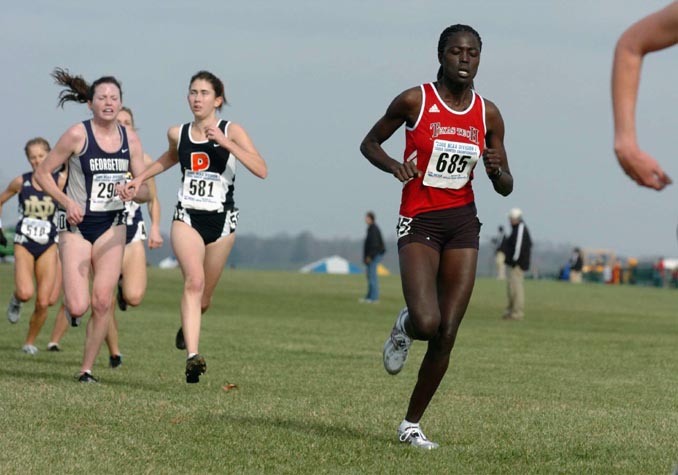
360, 24, 513, 449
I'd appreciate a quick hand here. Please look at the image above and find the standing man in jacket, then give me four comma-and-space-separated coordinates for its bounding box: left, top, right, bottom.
361, 211, 386, 303
502, 208, 531, 320
569, 247, 584, 283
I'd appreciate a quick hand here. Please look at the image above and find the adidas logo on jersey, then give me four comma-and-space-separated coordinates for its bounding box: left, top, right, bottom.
428, 104, 440, 113
23, 180, 31, 187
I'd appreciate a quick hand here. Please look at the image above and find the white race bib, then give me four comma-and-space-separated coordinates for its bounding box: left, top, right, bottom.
181, 171, 226, 211
20, 218, 52, 245
90, 173, 125, 212
396, 216, 413, 239
423, 140, 480, 190
55, 209, 67, 232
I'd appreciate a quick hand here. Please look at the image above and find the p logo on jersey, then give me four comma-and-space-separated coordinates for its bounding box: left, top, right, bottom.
191, 152, 210, 171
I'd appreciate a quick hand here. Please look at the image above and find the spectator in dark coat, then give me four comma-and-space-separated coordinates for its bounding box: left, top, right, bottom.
361, 211, 386, 303
502, 208, 531, 320
569, 247, 584, 283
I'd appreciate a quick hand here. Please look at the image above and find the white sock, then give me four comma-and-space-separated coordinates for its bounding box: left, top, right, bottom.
187, 353, 198, 359
400, 419, 419, 431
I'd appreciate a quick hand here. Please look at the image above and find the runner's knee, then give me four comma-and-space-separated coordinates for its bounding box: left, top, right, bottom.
409, 309, 440, 340
15, 286, 34, 302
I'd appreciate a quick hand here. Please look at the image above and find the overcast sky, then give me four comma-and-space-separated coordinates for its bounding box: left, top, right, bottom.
2, 1, 678, 258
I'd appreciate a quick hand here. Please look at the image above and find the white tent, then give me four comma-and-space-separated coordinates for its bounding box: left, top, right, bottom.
662, 258, 678, 270
299, 255, 362, 274
158, 256, 178, 269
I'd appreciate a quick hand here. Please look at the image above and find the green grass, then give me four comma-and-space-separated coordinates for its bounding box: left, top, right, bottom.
1, 264, 678, 474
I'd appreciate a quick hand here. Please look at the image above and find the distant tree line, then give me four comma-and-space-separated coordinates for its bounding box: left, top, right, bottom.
144, 231, 578, 277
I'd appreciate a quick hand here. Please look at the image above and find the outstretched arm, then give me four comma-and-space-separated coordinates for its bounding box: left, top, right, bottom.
120, 126, 180, 201
612, 1, 678, 190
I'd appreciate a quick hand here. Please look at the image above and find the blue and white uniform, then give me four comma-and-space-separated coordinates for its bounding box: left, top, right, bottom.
14, 171, 59, 258
124, 198, 147, 245
172, 120, 238, 244
59, 120, 129, 244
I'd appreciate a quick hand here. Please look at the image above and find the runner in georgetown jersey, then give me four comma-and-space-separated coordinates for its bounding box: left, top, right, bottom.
34, 70, 150, 383
59, 119, 130, 243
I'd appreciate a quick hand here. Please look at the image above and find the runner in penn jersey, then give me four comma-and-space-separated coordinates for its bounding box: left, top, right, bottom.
121, 70, 267, 383
360, 24, 513, 449
34, 68, 150, 383
0, 138, 68, 354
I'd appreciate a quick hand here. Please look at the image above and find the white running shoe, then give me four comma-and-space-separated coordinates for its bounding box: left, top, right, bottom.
22, 344, 38, 355
383, 307, 412, 375
7, 295, 22, 324
398, 425, 440, 450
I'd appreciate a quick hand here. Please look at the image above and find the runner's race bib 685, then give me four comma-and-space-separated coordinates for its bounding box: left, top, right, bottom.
423, 140, 480, 190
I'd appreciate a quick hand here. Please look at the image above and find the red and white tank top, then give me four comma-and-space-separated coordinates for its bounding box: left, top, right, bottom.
400, 82, 486, 217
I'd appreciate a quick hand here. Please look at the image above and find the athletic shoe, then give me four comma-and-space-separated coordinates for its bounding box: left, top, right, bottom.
383, 307, 412, 375
398, 425, 439, 450
46, 343, 61, 352
109, 354, 122, 369
185, 354, 206, 383
116, 276, 127, 311
175, 327, 186, 350
22, 344, 38, 355
65, 308, 81, 327
78, 372, 98, 383
7, 295, 22, 324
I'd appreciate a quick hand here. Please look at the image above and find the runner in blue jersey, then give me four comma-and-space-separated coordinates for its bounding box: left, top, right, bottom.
104, 106, 164, 369
0, 138, 68, 354
35, 68, 150, 383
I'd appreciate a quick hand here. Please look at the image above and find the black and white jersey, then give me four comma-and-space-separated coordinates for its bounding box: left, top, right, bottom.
176, 120, 235, 214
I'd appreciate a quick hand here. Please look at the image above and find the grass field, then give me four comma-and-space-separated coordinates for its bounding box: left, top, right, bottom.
1, 264, 678, 474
